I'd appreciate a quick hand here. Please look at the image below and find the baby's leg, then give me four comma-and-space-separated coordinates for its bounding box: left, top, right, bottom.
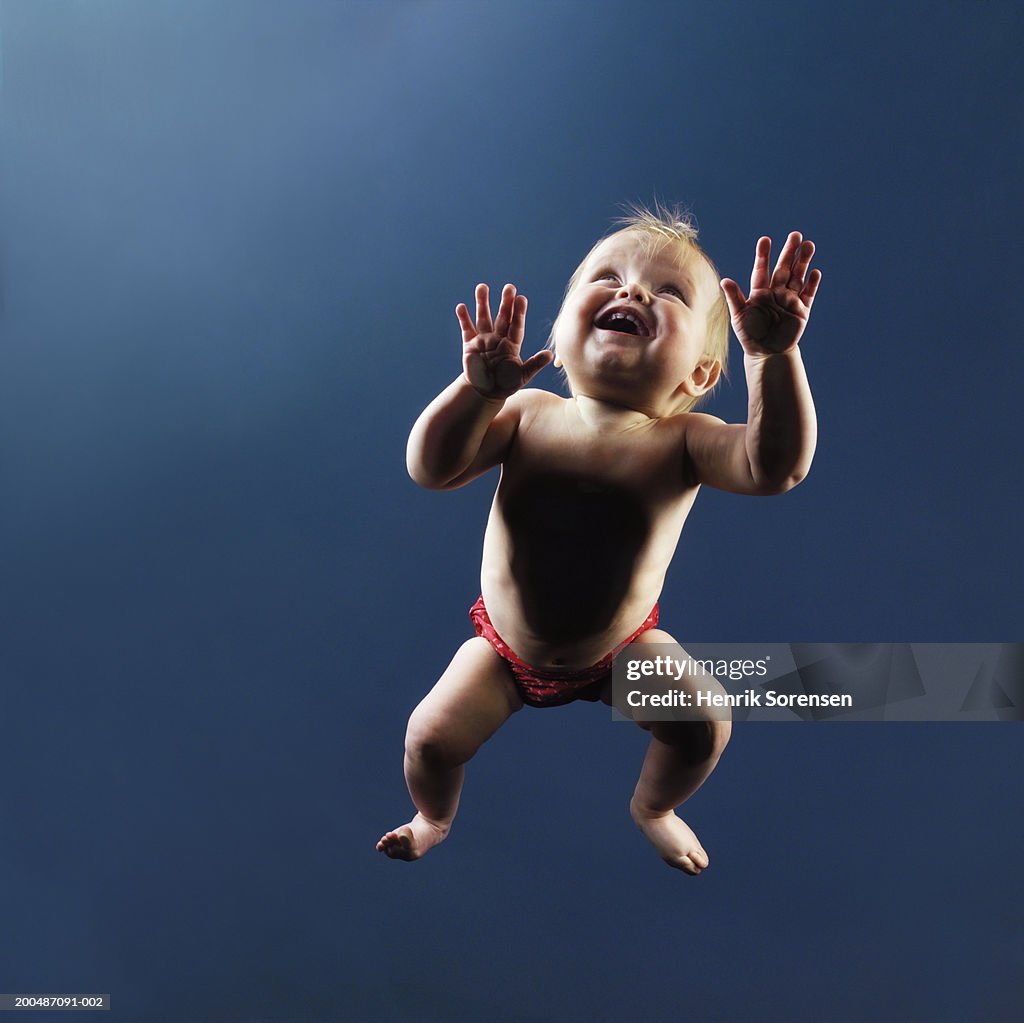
377, 636, 522, 861
611, 629, 732, 875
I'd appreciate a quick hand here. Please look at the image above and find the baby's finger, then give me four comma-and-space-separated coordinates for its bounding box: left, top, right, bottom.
720, 278, 747, 321
475, 283, 494, 334
455, 303, 477, 342
749, 237, 772, 293
800, 268, 822, 311
493, 283, 517, 337
788, 239, 815, 290
508, 293, 528, 347
769, 232, 802, 290
521, 348, 553, 385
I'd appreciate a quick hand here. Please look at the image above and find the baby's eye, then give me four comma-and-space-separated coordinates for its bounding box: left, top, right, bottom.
660, 285, 685, 300
596, 272, 620, 283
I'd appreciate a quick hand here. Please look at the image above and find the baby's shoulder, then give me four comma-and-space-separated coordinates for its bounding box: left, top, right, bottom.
513, 386, 564, 407
507, 386, 566, 423
652, 411, 728, 473
640, 408, 690, 435
663, 410, 727, 441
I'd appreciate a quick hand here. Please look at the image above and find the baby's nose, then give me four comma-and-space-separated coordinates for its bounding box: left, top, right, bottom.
617, 282, 649, 303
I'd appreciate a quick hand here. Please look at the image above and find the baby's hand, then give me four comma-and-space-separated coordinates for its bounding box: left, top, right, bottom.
720, 233, 821, 357
457, 283, 553, 399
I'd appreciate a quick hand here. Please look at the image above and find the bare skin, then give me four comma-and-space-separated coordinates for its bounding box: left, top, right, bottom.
381, 229, 819, 870
375, 817, 446, 861
376, 626, 731, 873
620, 630, 732, 875
377, 638, 522, 860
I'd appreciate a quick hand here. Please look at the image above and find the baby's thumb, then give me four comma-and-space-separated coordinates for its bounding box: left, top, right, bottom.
521, 349, 554, 385
719, 279, 745, 319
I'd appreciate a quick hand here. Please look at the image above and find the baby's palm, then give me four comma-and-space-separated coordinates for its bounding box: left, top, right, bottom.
721, 233, 821, 357
458, 283, 552, 399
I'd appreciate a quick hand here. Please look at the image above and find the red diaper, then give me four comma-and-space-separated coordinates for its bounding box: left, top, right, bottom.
469, 595, 659, 707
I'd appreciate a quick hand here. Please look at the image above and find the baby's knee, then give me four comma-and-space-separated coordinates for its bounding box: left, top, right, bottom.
648, 718, 731, 764
713, 717, 732, 756
405, 709, 472, 767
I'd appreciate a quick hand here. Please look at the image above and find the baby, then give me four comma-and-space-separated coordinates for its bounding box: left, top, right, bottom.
377, 204, 820, 874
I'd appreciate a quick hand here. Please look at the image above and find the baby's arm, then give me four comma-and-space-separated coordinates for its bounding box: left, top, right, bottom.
685, 232, 820, 495
407, 283, 552, 490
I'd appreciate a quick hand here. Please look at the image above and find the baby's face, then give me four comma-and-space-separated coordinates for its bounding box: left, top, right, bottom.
552, 232, 721, 415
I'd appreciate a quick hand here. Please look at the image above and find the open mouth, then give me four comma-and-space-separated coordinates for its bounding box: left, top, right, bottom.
594, 309, 651, 337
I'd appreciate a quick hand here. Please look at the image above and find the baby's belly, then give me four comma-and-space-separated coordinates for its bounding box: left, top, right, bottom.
480, 474, 662, 666
481, 570, 659, 671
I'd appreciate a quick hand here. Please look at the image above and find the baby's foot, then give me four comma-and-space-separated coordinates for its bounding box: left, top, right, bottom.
376, 813, 449, 861
630, 801, 709, 875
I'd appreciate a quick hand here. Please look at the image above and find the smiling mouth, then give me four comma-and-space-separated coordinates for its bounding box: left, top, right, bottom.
594, 310, 650, 336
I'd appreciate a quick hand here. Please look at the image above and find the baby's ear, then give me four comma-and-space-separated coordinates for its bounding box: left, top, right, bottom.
680, 359, 721, 397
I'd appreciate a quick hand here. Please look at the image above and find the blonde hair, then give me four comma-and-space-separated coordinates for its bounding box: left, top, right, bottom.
547, 200, 730, 413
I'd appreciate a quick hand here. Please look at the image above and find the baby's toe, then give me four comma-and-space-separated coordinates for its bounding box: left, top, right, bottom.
387, 833, 414, 859
376, 831, 400, 851
678, 856, 702, 875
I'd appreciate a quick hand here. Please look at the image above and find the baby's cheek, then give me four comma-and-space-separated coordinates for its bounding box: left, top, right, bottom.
573, 305, 597, 332
553, 311, 585, 346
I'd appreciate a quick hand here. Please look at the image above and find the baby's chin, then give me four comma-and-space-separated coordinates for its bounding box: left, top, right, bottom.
564, 359, 665, 404
581, 343, 653, 380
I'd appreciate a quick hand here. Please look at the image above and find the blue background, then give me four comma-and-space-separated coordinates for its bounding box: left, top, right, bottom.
1, 1, 1021, 1019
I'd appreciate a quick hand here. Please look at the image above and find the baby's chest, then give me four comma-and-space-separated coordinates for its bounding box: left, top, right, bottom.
506, 427, 684, 501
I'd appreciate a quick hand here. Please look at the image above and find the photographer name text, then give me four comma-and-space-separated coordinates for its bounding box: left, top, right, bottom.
625, 688, 853, 709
